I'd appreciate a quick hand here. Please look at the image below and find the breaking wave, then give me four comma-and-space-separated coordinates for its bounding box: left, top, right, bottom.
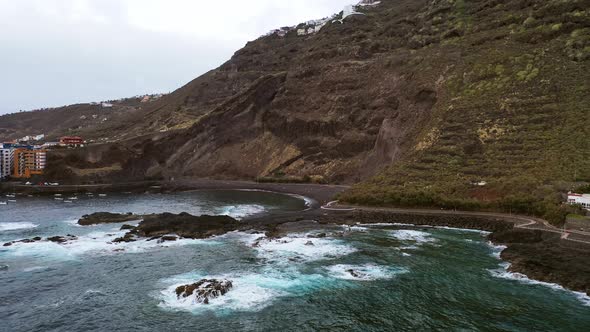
389, 230, 436, 244
2, 230, 216, 260
217, 204, 266, 219
325, 264, 407, 281
489, 262, 590, 307
0, 222, 38, 232
157, 270, 329, 314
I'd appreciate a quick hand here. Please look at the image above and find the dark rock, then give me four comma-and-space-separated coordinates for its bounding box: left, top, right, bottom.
175, 279, 233, 304
47, 235, 77, 244
135, 213, 240, 239
113, 233, 137, 243
305, 241, 314, 246
78, 212, 141, 226
158, 235, 178, 243
120, 224, 135, 230
5, 235, 77, 246
347, 269, 367, 279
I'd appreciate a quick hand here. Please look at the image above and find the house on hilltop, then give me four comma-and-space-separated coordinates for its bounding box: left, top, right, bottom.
568, 192, 590, 211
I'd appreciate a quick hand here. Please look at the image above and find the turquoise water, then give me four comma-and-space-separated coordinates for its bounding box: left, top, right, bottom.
1, 191, 589, 331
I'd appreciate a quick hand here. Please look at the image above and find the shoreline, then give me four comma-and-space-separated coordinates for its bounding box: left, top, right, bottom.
0, 179, 348, 206
3, 179, 589, 297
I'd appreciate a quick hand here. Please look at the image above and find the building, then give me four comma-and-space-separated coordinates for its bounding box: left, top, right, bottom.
12, 148, 46, 178
567, 193, 590, 211
42, 142, 60, 149
0, 146, 14, 180
60, 136, 84, 147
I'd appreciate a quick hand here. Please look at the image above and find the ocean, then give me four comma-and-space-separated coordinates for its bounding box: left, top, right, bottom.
1, 190, 589, 331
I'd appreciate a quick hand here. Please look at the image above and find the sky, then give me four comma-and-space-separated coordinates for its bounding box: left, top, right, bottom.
0, 0, 351, 115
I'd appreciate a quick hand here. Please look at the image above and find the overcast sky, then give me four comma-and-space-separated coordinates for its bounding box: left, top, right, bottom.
0, 0, 351, 115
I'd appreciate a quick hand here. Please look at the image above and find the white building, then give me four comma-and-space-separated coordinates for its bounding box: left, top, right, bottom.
0, 146, 14, 179
568, 193, 590, 210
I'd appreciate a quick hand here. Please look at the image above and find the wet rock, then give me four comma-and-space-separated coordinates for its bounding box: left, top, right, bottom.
4, 235, 76, 246
47, 235, 78, 244
120, 224, 136, 231
305, 241, 314, 246
158, 235, 178, 243
175, 279, 233, 304
347, 269, 368, 279
78, 212, 141, 226
113, 233, 137, 243
135, 213, 240, 239
0, 264, 8, 271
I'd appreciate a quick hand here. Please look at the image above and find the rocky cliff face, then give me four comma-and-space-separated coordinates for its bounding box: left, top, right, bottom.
25, 0, 590, 203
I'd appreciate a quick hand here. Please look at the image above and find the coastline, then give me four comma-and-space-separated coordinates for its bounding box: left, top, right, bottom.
2, 179, 589, 298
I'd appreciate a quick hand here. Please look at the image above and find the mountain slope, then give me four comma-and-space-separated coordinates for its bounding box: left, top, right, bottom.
10, 0, 590, 220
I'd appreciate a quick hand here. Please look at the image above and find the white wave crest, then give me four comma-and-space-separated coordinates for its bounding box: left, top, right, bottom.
158, 271, 328, 314
3, 230, 216, 260
389, 230, 435, 244
325, 264, 407, 281
251, 235, 357, 264
0, 222, 38, 231
218, 204, 266, 219
487, 242, 507, 259
489, 263, 590, 307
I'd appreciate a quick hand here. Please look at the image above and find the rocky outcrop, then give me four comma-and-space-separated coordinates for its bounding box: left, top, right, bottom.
490, 228, 590, 296
134, 213, 241, 239
47, 235, 78, 243
175, 279, 233, 304
3, 235, 77, 246
78, 212, 140, 226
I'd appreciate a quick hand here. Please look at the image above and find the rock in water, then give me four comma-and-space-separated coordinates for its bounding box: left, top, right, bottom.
120, 224, 136, 231
175, 279, 233, 304
157, 235, 178, 244
112, 233, 137, 243
135, 213, 240, 239
78, 212, 140, 226
347, 269, 368, 279
47, 235, 78, 243
4, 235, 76, 246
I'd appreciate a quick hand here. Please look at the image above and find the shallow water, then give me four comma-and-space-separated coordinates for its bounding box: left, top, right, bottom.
1, 191, 589, 331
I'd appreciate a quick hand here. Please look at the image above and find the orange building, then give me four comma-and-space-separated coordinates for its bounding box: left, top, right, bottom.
13, 148, 47, 178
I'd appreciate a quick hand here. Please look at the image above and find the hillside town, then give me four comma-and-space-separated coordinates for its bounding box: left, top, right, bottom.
264, 0, 381, 38
0, 136, 84, 180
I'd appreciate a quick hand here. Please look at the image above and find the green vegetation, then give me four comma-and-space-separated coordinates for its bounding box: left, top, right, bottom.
340, 0, 590, 223
575, 184, 590, 193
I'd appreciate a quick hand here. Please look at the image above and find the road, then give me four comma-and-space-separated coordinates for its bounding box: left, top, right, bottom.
323, 201, 590, 245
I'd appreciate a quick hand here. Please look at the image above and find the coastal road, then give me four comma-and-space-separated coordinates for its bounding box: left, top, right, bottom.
324, 201, 590, 245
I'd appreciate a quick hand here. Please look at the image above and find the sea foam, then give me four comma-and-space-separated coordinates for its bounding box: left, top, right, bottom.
0, 222, 38, 231
489, 263, 590, 306
217, 204, 266, 219
158, 270, 328, 314
487, 242, 590, 307
325, 264, 407, 281
3, 230, 215, 260
252, 235, 357, 264
389, 230, 436, 244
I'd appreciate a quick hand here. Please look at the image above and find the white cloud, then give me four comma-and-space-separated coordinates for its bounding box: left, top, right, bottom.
0, 0, 352, 114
